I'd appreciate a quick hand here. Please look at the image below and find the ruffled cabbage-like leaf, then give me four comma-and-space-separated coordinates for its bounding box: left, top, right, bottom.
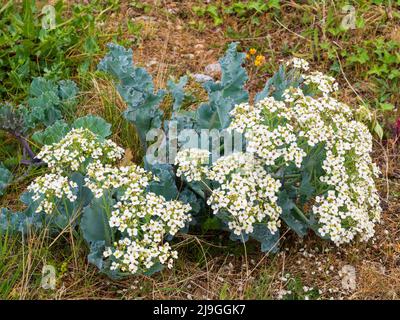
32, 116, 112, 146
0, 191, 43, 234
0, 208, 44, 234
255, 64, 303, 102
24, 78, 79, 129
81, 196, 113, 246
145, 161, 179, 201
31, 120, 70, 145
167, 75, 188, 112
26, 78, 62, 127
196, 42, 249, 130
72, 115, 112, 139
250, 224, 280, 253
278, 190, 309, 237
98, 43, 165, 149
58, 80, 79, 110
0, 163, 12, 196
0, 173, 91, 234
0, 103, 26, 134
87, 240, 107, 270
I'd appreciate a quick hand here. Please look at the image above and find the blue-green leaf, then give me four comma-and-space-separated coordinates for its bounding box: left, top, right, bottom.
72, 115, 112, 139
0, 163, 12, 196
196, 42, 248, 130
251, 224, 280, 253
98, 43, 166, 149
31, 120, 70, 145
278, 191, 308, 237
145, 162, 178, 201
168, 75, 188, 112
87, 240, 106, 270
81, 197, 113, 246
0, 207, 44, 234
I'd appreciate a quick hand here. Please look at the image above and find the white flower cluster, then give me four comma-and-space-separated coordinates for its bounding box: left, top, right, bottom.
28, 173, 78, 214
85, 162, 152, 199
286, 57, 310, 71
206, 152, 282, 236
226, 62, 381, 245
175, 149, 282, 236
174, 148, 210, 182
303, 71, 339, 96
37, 128, 124, 172
86, 163, 192, 275
29, 128, 125, 215
229, 97, 306, 168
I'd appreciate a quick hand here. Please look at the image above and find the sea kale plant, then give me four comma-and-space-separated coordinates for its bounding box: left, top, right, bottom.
1, 124, 192, 277
175, 58, 381, 247
0, 43, 382, 279
99, 44, 382, 253
0, 77, 78, 195
0, 77, 78, 163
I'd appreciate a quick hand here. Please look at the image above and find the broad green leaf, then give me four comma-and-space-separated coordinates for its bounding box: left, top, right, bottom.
251, 223, 280, 253
0, 163, 12, 196
298, 172, 315, 203
278, 191, 309, 237
168, 75, 188, 112
98, 43, 165, 149
145, 162, 178, 201
25, 78, 78, 128
229, 230, 249, 243
196, 42, 248, 130
0, 103, 26, 134
31, 120, 69, 145
202, 216, 221, 232
379, 102, 395, 111
87, 240, 106, 270
0, 206, 44, 235
374, 122, 384, 140
72, 115, 112, 139
81, 197, 113, 246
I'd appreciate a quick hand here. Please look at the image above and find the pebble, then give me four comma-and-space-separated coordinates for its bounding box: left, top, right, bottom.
192, 73, 213, 83
204, 62, 221, 76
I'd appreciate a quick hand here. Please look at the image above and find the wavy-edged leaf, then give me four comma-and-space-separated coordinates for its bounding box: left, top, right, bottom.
31, 120, 70, 145
167, 75, 188, 112
0, 163, 12, 196
72, 115, 112, 139
0, 207, 44, 234
98, 43, 165, 148
251, 223, 280, 253
81, 197, 113, 246
145, 162, 178, 201
278, 191, 309, 237
196, 42, 248, 130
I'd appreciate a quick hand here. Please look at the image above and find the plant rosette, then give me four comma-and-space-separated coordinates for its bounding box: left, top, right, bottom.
175, 57, 381, 248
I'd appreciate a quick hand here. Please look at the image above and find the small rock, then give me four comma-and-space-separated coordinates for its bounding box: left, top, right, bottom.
192, 73, 213, 83
134, 16, 156, 22
340, 265, 356, 291
183, 53, 195, 59
146, 59, 158, 67
204, 62, 221, 76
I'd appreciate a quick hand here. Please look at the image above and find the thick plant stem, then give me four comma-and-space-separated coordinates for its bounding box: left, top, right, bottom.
13, 131, 37, 160
292, 204, 309, 224
10, 130, 44, 165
